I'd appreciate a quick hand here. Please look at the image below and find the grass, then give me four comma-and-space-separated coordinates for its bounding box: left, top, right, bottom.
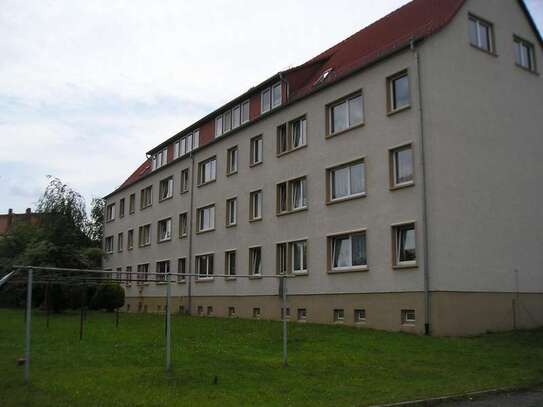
1, 309, 542, 406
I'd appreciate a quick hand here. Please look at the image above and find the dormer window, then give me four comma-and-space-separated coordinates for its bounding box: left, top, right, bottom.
261, 82, 282, 114
215, 101, 249, 138
152, 148, 168, 171
173, 130, 199, 159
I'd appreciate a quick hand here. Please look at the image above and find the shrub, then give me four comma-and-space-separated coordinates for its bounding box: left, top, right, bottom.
90, 284, 124, 312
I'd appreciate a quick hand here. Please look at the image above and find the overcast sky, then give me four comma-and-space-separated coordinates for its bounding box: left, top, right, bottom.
1, 1, 542, 214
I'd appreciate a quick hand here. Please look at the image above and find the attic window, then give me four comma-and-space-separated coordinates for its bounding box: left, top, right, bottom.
315, 68, 333, 86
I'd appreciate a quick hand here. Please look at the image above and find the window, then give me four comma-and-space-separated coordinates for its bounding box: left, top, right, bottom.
197, 306, 204, 316
207, 306, 213, 316
250, 135, 263, 166
277, 177, 307, 214
277, 240, 308, 274
140, 186, 152, 209
137, 263, 149, 284
117, 232, 124, 252
393, 223, 416, 267
469, 15, 493, 52
180, 168, 189, 194
215, 115, 223, 138
249, 190, 262, 221
228, 307, 236, 317
197, 204, 215, 232
249, 247, 262, 276
226, 198, 237, 226
241, 100, 250, 124
261, 87, 271, 113
334, 309, 345, 322
104, 236, 114, 253
159, 176, 173, 201
390, 144, 414, 188
174, 131, 199, 158
138, 224, 151, 247
198, 157, 216, 185
179, 213, 188, 238
196, 253, 214, 279
119, 198, 125, 218
232, 105, 241, 129
329, 92, 363, 135
127, 229, 134, 250
224, 110, 232, 133
177, 258, 186, 283
327, 159, 365, 202
401, 309, 416, 324
277, 117, 307, 155
329, 231, 367, 271
272, 82, 282, 108
226, 146, 238, 175
514, 36, 536, 72
106, 203, 115, 222
125, 266, 132, 286
354, 309, 366, 323
151, 148, 168, 171
156, 260, 170, 282
225, 250, 236, 277
157, 218, 172, 242
129, 193, 135, 214
388, 71, 410, 112
297, 308, 307, 321
252, 307, 261, 318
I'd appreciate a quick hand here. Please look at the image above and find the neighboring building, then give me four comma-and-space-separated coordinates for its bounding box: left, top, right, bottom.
103, 0, 543, 336
0, 208, 40, 236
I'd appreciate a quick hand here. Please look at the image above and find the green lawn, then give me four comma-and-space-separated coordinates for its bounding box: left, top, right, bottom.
1, 309, 542, 406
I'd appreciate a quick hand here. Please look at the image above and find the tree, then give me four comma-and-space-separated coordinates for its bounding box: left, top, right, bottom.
90, 284, 125, 312
87, 198, 105, 245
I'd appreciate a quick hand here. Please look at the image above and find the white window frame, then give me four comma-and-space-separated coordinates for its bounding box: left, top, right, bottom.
225, 250, 236, 277
329, 231, 368, 272
179, 212, 188, 238
105, 236, 114, 253
137, 263, 149, 284
290, 240, 307, 274
329, 92, 364, 135
391, 144, 414, 188
249, 246, 262, 276
401, 309, 416, 324
469, 15, 493, 52
226, 146, 238, 175
117, 232, 123, 252
159, 176, 174, 201
389, 72, 410, 112
158, 218, 172, 242
215, 116, 223, 138
250, 135, 263, 166
334, 309, 345, 322
354, 309, 366, 323
226, 197, 237, 226
106, 203, 115, 222
328, 159, 366, 202
250, 190, 262, 221
180, 168, 189, 193
177, 258, 186, 283
155, 260, 170, 282
197, 204, 215, 232
199, 157, 217, 185
127, 229, 134, 250
138, 224, 151, 247
393, 222, 417, 267
140, 186, 152, 209
261, 87, 271, 113
271, 82, 282, 108
195, 253, 214, 280
241, 100, 250, 124
514, 36, 536, 72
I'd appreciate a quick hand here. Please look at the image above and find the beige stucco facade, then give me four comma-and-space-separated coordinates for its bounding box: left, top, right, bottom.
104, 0, 543, 336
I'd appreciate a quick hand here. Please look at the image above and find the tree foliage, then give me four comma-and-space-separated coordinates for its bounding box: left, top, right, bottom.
90, 284, 125, 312
0, 177, 105, 310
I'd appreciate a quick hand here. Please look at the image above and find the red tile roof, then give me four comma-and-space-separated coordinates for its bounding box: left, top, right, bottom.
110, 0, 467, 196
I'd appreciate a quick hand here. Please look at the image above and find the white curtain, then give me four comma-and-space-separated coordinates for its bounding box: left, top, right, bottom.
333, 237, 351, 268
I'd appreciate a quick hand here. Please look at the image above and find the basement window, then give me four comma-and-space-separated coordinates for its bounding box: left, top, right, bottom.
401, 309, 416, 325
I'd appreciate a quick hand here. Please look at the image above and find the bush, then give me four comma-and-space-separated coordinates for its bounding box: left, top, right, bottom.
90, 284, 124, 312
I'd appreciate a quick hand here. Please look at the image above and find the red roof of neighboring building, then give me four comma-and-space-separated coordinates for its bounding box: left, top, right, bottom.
109, 0, 471, 196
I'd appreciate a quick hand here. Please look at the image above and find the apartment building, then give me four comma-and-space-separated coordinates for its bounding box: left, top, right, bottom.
103, 0, 543, 336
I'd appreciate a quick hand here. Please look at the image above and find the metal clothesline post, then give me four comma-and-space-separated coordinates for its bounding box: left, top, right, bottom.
24, 268, 33, 384
165, 271, 172, 372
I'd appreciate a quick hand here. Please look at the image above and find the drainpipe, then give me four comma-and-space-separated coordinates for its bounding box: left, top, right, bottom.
411, 39, 431, 336
187, 152, 195, 315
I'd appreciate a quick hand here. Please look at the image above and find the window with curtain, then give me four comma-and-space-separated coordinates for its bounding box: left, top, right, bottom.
330, 232, 367, 271
329, 160, 365, 201
249, 247, 262, 275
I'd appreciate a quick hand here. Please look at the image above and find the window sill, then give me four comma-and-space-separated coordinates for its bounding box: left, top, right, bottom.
157, 238, 172, 244
326, 193, 366, 206
177, 280, 186, 284
249, 217, 262, 223
293, 271, 309, 276
156, 281, 168, 285
179, 234, 187, 239
197, 179, 216, 188
328, 266, 368, 274
469, 43, 498, 57
140, 205, 152, 211
515, 63, 539, 76
106, 219, 115, 223
277, 144, 307, 158
226, 170, 238, 177
128, 247, 133, 251
248, 275, 262, 280
196, 228, 215, 235
326, 122, 365, 139
129, 211, 135, 215
387, 104, 411, 117
139, 243, 151, 248
393, 262, 418, 270
249, 161, 263, 168
390, 181, 414, 191
180, 190, 189, 195
334, 320, 345, 324
276, 207, 308, 217
158, 196, 173, 203
195, 277, 214, 283
225, 276, 237, 281
225, 223, 237, 228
